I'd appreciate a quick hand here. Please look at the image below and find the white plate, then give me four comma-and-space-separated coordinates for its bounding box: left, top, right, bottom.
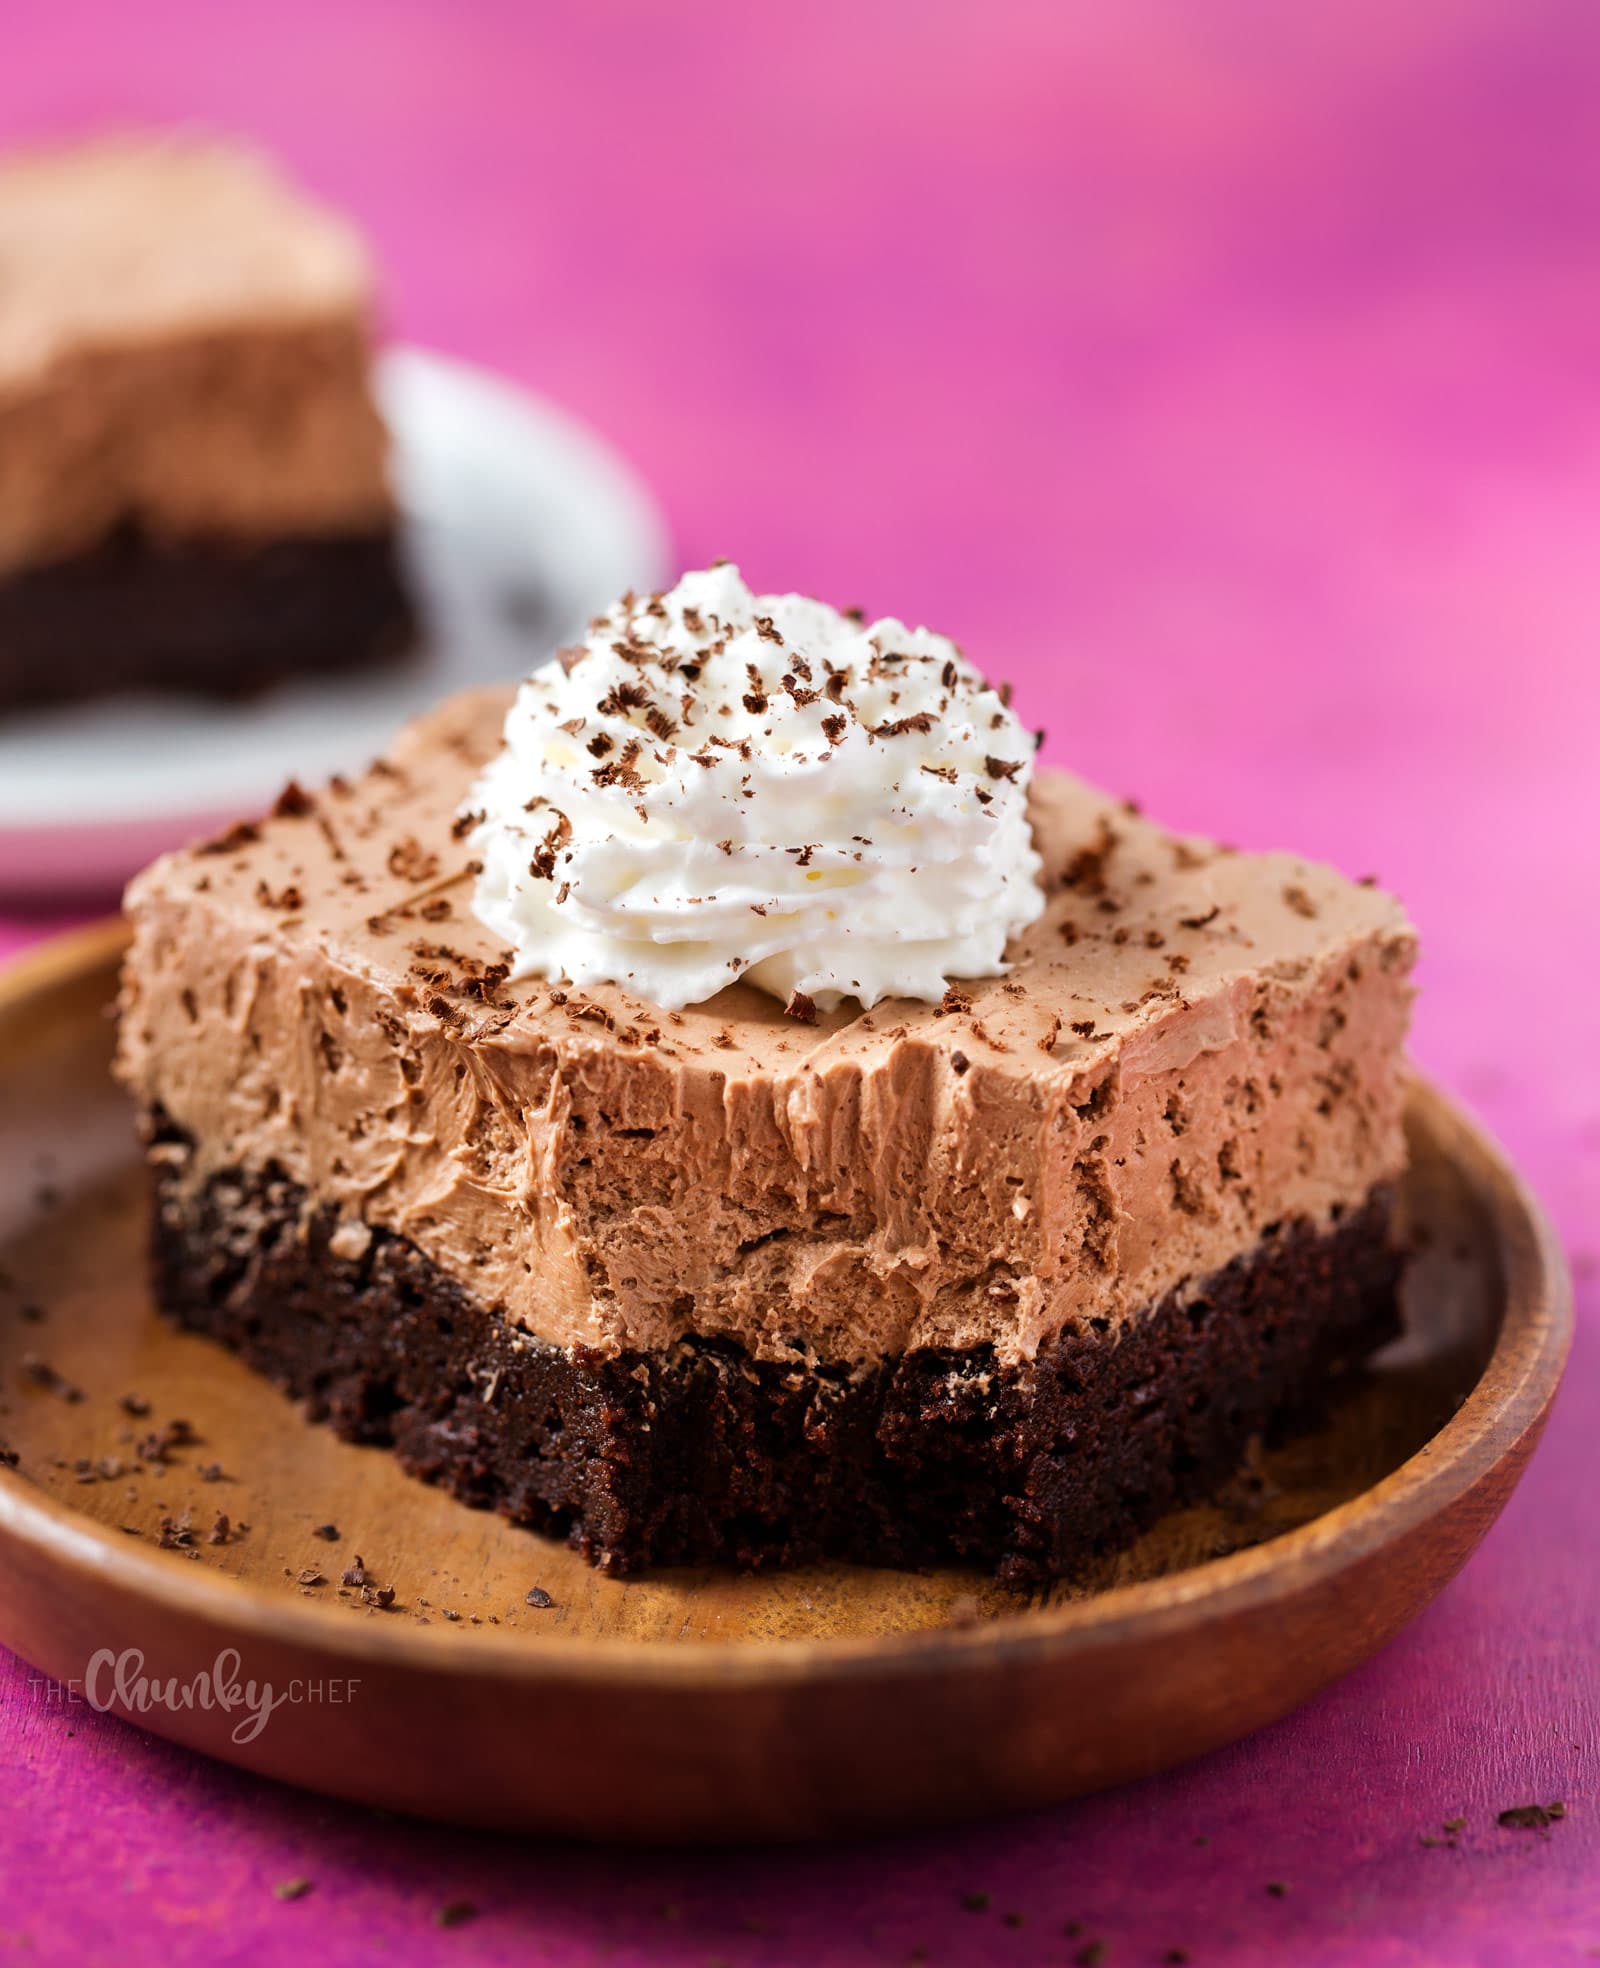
0, 347, 671, 896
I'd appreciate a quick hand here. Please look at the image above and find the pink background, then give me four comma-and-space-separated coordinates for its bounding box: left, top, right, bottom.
2, 2, 1597, 1961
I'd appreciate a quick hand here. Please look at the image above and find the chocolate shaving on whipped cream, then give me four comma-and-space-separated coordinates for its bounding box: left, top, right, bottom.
464, 566, 1046, 1010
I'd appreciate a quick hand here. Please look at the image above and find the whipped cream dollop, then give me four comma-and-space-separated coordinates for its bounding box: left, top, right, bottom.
465, 566, 1046, 1012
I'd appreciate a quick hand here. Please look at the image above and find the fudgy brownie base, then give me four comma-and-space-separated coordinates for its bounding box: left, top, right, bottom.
148, 1147, 1403, 1587
0, 524, 415, 713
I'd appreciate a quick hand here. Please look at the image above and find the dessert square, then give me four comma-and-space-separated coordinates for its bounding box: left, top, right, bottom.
117, 590, 1415, 1585
0, 134, 414, 712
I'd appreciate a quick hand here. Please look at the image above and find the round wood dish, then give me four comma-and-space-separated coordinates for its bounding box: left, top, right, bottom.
0, 922, 1571, 1843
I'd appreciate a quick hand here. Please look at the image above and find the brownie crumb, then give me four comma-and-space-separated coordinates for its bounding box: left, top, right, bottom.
1498, 1803, 1564, 1831
21, 1355, 83, 1403
136, 1419, 198, 1466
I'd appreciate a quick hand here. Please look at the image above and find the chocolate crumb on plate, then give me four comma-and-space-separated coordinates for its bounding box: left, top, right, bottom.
525, 1586, 554, 1609
20, 1355, 84, 1402
435, 1901, 478, 1930
273, 1879, 313, 1903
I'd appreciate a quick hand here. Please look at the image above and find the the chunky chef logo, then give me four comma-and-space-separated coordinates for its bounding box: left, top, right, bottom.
52, 1648, 362, 1744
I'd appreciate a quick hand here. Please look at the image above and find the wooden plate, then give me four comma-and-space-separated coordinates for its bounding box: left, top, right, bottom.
0, 922, 1571, 1844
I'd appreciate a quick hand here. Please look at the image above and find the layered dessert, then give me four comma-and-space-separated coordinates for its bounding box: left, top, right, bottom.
116, 568, 1415, 1585
0, 134, 413, 713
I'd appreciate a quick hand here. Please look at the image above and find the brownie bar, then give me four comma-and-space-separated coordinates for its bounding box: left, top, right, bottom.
150, 1142, 1401, 1588
0, 525, 414, 713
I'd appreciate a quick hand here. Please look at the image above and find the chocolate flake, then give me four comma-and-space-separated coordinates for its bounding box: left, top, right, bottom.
871, 711, 935, 738
525, 1586, 554, 1609
785, 992, 818, 1025
271, 780, 315, 818
985, 755, 1022, 781
196, 820, 260, 856
387, 837, 441, 885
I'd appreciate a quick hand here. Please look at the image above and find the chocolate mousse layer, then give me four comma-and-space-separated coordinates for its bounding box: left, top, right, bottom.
0, 135, 412, 709
117, 687, 1416, 1580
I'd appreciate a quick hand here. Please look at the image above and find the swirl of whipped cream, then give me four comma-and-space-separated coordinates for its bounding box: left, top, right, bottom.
465, 565, 1045, 1012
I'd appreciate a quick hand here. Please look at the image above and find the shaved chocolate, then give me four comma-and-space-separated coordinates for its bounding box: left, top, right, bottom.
272, 780, 315, 818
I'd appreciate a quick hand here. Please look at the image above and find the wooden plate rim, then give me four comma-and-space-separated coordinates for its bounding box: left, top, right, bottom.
0, 919, 1573, 1689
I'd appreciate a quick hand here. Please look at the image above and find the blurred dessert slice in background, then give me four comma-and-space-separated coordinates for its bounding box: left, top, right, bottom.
0, 132, 415, 714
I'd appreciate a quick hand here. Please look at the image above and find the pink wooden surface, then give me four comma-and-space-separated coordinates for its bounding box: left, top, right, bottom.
1, 3, 1596, 1961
